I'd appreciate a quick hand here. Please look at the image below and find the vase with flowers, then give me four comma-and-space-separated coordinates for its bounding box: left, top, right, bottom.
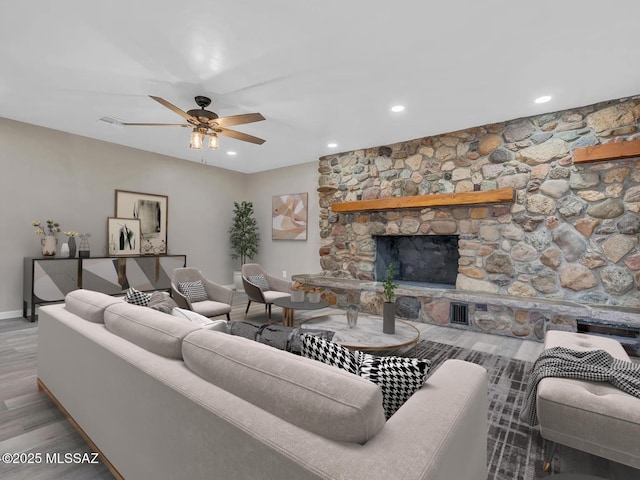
382, 262, 399, 334
64, 230, 78, 258
33, 220, 61, 257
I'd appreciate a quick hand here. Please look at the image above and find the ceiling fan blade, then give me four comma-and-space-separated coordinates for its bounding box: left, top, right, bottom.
211, 112, 266, 128
217, 127, 266, 145
149, 95, 197, 124
121, 122, 191, 127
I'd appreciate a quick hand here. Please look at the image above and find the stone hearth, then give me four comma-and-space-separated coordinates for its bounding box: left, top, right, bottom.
313, 95, 640, 342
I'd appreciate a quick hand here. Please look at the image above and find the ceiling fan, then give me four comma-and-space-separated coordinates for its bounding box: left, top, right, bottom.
118, 95, 266, 150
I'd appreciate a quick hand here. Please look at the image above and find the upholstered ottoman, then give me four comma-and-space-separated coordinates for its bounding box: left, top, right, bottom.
537, 330, 640, 470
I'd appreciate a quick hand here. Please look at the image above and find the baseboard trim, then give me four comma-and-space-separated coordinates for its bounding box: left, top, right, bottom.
37, 378, 124, 480
0, 310, 24, 320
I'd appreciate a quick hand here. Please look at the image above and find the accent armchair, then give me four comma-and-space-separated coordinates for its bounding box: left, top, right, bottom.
171, 267, 234, 321
241, 263, 291, 321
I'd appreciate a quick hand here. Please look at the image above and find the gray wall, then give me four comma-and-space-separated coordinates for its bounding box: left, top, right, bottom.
247, 161, 321, 280
0, 117, 254, 317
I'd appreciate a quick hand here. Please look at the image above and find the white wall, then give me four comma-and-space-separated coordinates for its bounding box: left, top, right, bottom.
246, 161, 321, 280
0, 117, 248, 317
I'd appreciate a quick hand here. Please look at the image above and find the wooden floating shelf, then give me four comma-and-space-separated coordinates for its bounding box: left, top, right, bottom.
331, 188, 515, 213
573, 139, 640, 164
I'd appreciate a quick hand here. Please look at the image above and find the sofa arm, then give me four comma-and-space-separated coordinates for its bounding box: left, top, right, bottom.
204, 280, 234, 305
361, 359, 488, 480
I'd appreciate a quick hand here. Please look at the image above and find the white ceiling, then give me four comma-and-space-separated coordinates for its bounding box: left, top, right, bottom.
1, 1, 639, 174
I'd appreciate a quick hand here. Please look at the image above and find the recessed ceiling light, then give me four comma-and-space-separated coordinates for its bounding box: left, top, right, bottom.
391, 105, 405, 112
327, 143, 338, 148
227, 151, 237, 156
534, 95, 552, 104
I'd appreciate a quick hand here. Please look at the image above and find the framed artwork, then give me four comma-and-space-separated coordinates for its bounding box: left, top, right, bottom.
272, 192, 308, 240
115, 190, 168, 255
107, 218, 141, 256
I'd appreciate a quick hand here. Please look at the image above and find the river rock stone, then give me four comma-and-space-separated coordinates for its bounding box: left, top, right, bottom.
587, 198, 625, 219
395, 296, 421, 319
484, 251, 514, 276
600, 266, 634, 295
581, 252, 607, 269
511, 242, 538, 262
504, 120, 536, 143
602, 235, 636, 263
456, 275, 500, 293
527, 229, 552, 251
624, 254, 640, 271
569, 172, 600, 189
603, 167, 630, 184
399, 217, 420, 234
623, 185, 640, 203
586, 103, 639, 133
540, 179, 570, 198
478, 134, 501, 155
526, 194, 556, 215
489, 147, 513, 164
573, 217, 600, 237
508, 282, 537, 297
617, 213, 640, 234
517, 138, 569, 165
559, 264, 597, 291
513, 214, 545, 232
552, 224, 587, 262
540, 248, 562, 269
430, 220, 457, 234
531, 269, 558, 293
557, 196, 587, 218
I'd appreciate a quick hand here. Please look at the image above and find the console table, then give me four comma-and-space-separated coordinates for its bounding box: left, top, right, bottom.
23, 255, 186, 321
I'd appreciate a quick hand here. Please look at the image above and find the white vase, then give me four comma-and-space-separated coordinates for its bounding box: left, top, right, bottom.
60, 242, 70, 257
290, 289, 305, 302
41, 236, 57, 257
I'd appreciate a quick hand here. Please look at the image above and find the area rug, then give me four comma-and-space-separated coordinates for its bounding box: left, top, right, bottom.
386, 340, 553, 480
386, 340, 640, 480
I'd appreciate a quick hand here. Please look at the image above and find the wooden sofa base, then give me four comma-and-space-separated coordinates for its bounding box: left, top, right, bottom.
37, 377, 123, 480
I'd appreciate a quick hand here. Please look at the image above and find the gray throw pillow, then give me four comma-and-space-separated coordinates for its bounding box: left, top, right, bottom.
147, 291, 179, 314
178, 280, 208, 303
247, 274, 270, 291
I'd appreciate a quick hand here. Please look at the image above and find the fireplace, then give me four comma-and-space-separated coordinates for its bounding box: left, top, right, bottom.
374, 235, 459, 287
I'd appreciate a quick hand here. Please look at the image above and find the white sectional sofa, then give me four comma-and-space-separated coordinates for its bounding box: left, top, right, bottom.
37, 289, 488, 480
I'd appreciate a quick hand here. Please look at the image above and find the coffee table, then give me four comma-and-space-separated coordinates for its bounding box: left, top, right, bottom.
300, 313, 420, 354
272, 297, 329, 327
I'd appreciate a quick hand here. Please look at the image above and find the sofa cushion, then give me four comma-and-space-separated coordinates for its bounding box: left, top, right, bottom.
104, 302, 200, 359
124, 287, 152, 307
178, 280, 208, 303
65, 289, 124, 324
301, 335, 430, 418
182, 329, 386, 444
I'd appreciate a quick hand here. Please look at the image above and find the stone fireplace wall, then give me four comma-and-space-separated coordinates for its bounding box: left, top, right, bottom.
318, 96, 640, 310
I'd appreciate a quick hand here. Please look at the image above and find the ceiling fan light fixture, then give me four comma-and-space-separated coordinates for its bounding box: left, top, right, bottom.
208, 132, 219, 150
189, 128, 204, 149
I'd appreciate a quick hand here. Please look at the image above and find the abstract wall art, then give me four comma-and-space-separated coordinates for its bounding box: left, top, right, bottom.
272, 192, 308, 240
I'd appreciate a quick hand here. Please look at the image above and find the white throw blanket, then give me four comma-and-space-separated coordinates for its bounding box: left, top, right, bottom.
520, 346, 640, 426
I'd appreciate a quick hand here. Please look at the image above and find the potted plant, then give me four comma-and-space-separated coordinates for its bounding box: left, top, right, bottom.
228, 201, 260, 291
382, 261, 398, 334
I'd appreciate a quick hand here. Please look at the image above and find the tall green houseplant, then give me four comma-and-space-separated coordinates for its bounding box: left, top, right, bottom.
229, 201, 260, 265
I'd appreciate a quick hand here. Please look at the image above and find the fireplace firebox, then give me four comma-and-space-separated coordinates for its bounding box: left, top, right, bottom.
375, 235, 459, 287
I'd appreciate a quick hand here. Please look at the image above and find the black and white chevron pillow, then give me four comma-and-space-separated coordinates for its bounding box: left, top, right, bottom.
301, 333, 362, 375
124, 287, 152, 307
360, 354, 430, 418
301, 334, 429, 418
178, 280, 208, 303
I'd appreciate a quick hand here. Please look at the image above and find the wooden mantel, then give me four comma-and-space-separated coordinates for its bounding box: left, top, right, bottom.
331, 188, 514, 213
573, 138, 640, 164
